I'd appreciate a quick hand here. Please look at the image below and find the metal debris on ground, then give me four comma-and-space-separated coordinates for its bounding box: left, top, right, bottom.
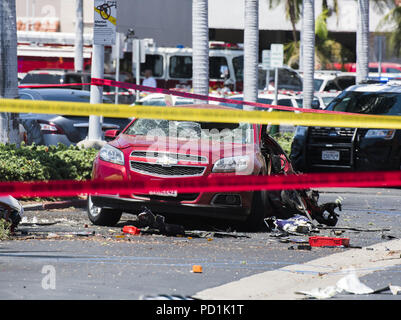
136, 206, 185, 236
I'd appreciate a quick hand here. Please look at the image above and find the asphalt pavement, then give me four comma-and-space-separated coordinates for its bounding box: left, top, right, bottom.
0, 188, 400, 303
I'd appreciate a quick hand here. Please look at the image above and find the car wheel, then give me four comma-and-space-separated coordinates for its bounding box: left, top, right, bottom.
87, 195, 122, 226
245, 191, 266, 231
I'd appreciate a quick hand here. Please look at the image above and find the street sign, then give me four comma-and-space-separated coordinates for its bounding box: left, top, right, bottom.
262, 50, 271, 70
270, 43, 283, 68
94, 0, 117, 45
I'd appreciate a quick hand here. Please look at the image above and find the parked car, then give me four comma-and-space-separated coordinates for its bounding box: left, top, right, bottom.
134, 93, 194, 106
18, 88, 132, 146
345, 62, 401, 74
290, 82, 401, 172
20, 69, 135, 104
258, 65, 303, 92
314, 91, 341, 108
88, 104, 299, 228
311, 71, 356, 92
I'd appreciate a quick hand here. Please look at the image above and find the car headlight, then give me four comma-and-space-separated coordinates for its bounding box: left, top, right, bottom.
364, 129, 395, 140
99, 144, 125, 165
294, 126, 308, 137
212, 155, 251, 173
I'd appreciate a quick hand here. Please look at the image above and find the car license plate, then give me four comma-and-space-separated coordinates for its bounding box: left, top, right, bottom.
322, 150, 340, 161
148, 190, 178, 197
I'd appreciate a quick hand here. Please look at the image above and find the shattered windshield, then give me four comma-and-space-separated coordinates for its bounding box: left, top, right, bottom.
124, 119, 253, 143
327, 91, 401, 115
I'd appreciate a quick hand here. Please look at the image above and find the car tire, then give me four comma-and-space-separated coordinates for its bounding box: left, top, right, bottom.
87, 195, 122, 226
245, 191, 266, 231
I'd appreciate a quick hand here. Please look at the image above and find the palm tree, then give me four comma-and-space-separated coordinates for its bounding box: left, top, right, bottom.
243, 0, 259, 108
268, 0, 302, 43
302, 0, 315, 109
377, 1, 401, 57
75, 0, 84, 72
356, 0, 370, 84
192, 0, 209, 103
0, 0, 20, 144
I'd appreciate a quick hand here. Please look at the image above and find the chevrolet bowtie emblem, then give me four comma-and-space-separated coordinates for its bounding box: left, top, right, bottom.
156, 155, 178, 167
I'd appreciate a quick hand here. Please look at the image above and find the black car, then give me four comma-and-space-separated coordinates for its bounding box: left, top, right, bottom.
20, 69, 135, 104
290, 82, 401, 172
19, 88, 132, 146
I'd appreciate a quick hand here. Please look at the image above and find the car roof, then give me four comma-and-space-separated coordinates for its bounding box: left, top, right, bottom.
19, 88, 113, 103
346, 83, 401, 93
20, 88, 90, 95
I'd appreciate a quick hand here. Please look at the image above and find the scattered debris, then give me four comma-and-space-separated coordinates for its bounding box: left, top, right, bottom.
122, 225, 141, 235
268, 188, 342, 227
192, 265, 203, 273
309, 236, 350, 248
296, 270, 401, 299
318, 226, 391, 232
265, 214, 316, 235
288, 244, 312, 251
136, 206, 185, 236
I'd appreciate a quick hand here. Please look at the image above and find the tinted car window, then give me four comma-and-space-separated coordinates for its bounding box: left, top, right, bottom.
369, 67, 379, 72
314, 79, 324, 91
387, 68, 401, 73
210, 56, 229, 79
141, 54, 164, 77
233, 56, 243, 81
169, 55, 192, 79
277, 99, 293, 107
21, 74, 62, 84
327, 91, 401, 115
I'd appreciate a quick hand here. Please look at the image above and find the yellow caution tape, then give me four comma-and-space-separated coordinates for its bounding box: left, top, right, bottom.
1, 98, 401, 129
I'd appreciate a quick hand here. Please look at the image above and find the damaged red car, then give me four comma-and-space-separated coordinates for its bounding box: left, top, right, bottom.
88, 104, 339, 229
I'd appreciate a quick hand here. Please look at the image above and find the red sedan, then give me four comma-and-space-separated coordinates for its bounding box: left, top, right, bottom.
87, 104, 293, 229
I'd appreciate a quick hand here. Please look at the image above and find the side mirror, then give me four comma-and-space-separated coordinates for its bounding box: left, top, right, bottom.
104, 129, 120, 142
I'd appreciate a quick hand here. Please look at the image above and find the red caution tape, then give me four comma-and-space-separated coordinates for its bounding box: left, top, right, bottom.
91, 78, 352, 115
2, 170, 401, 198
19, 78, 357, 116
19, 83, 92, 89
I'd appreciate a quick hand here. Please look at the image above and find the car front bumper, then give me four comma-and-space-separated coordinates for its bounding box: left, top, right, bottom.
90, 194, 252, 221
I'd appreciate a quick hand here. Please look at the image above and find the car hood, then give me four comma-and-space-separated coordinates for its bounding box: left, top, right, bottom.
109, 134, 257, 162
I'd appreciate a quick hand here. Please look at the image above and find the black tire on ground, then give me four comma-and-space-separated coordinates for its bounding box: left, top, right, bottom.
87, 195, 122, 226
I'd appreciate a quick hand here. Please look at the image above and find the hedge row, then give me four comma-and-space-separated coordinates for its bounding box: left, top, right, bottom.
0, 143, 99, 181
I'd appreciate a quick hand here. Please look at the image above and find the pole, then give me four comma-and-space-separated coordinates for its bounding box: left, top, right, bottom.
269, 67, 279, 136
114, 32, 120, 104
74, 0, 84, 72
135, 39, 141, 102
378, 36, 383, 79
88, 44, 104, 141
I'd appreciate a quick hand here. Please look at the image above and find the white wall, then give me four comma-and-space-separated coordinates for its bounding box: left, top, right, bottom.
208, 0, 391, 33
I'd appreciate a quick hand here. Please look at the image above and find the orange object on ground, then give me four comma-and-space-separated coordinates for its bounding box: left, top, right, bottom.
122, 225, 141, 235
192, 265, 203, 273
309, 236, 349, 247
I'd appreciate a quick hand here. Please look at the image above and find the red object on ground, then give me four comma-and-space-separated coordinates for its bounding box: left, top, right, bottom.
122, 225, 141, 235
309, 236, 350, 247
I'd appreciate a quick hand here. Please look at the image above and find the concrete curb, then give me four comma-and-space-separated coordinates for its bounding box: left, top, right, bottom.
22, 199, 87, 211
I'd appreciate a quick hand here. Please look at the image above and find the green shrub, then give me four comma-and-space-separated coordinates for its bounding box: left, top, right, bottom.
0, 143, 98, 182
271, 132, 294, 156
0, 219, 10, 240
